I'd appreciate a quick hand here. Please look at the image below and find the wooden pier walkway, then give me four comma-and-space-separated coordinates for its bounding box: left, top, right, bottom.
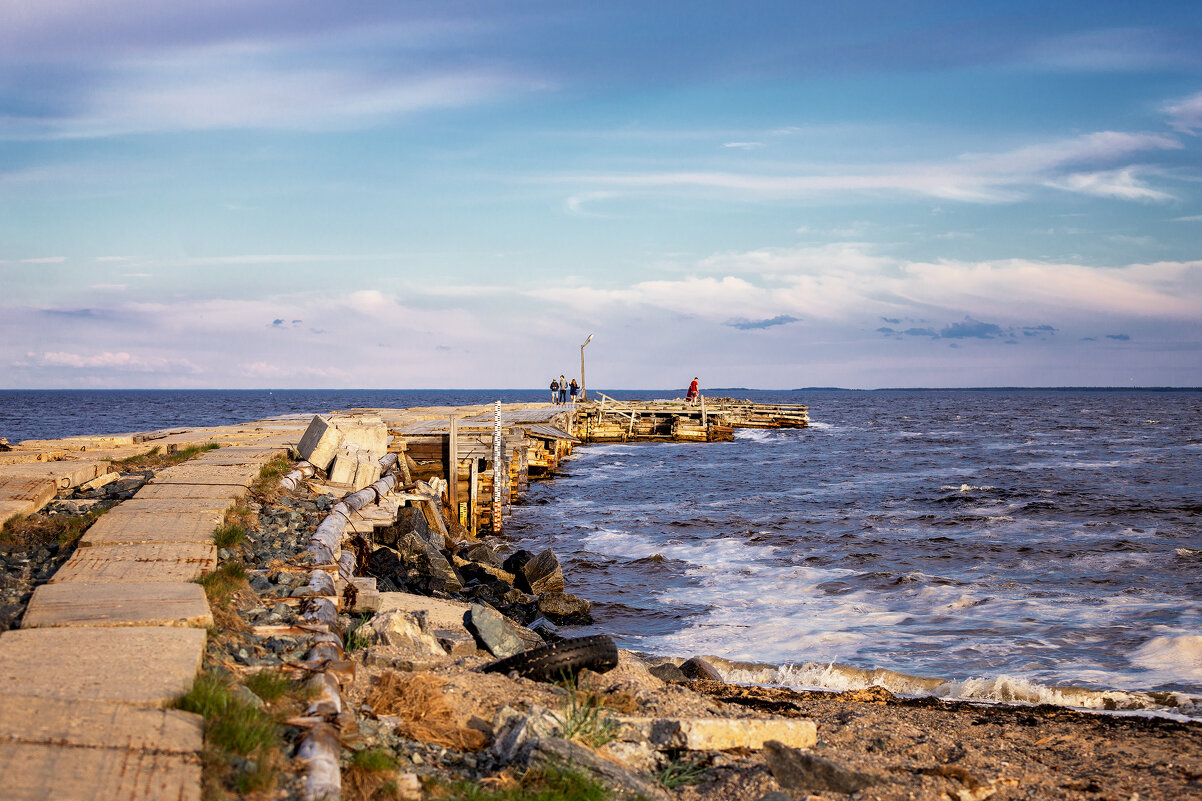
0, 395, 807, 799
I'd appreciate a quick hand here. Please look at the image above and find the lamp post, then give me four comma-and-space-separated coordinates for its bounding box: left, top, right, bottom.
580, 333, 594, 401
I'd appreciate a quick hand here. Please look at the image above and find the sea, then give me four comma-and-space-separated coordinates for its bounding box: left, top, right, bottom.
3, 388, 1201, 716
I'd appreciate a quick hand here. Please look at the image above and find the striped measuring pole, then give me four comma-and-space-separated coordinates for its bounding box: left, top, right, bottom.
491, 399, 502, 532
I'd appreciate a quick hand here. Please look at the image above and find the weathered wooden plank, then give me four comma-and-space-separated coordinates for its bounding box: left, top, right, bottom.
0, 696, 203, 753
50, 543, 217, 584
0, 741, 201, 801
80, 511, 222, 546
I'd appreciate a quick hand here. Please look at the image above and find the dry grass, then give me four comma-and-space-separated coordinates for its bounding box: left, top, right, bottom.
343, 749, 408, 801
249, 456, 291, 504
0, 507, 110, 548
365, 672, 489, 752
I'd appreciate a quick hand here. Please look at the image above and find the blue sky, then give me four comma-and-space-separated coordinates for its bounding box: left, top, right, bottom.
2, 1, 1200, 389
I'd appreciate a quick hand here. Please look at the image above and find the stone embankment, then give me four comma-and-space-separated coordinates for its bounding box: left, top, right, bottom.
1, 402, 1199, 801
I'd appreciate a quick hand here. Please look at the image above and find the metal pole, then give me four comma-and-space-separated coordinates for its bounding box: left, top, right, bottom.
491, 400, 502, 533
447, 414, 458, 522
580, 333, 593, 401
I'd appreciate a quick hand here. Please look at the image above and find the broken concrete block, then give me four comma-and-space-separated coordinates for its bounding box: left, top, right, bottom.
616, 716, 817, 751
330, 415, 388, 453
297, 416, 344, 471
353, 453, 382, 490
328, 444, 361, 485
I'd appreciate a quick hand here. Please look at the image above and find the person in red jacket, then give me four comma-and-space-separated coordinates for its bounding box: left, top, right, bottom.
685, 377, 699, 404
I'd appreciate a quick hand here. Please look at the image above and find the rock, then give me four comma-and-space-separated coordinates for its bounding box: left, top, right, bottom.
502, 549, 534, 577
754, 793, 793, 801
433, 628, 478, 656
679, 656, 723, 682
764, 740, 885, 795
464, 603, 531, 658
464, 542, 502, 567
490, 706, 563, 764
536, 591, 592, 624
394, 533, 462, 594
524, 736, 669, 801
232, 684, 265, 709
521, 549, 565, 595
297, 415, 345, 471
376, 506, 436, 549
362, 610, 447, 656
648, 662, 687, 682
618, 717, 817, 751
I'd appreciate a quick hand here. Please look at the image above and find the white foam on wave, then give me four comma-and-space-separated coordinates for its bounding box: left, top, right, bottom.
1131, 636, 1202, 682
940, 484, 995, 492
719, 662, 1201, 717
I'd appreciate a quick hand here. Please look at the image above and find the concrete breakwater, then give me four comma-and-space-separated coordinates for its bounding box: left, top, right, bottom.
0, 398, 821, 800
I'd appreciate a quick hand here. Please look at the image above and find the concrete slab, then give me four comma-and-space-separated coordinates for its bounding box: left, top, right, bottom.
0, 741, 201, 801
23, 582, 213, 629
0, 696, 202, 752
150, 464, 257, 486
0, 461, 107, 489
0, 476, 57, 522
118, 497, 234, 515
134, 483, 246, 501
191, 446, 288, 465
80, 511, 222, 546
378, 591, 472, 632
50, 543, 216, 583
0, 627, 206, 706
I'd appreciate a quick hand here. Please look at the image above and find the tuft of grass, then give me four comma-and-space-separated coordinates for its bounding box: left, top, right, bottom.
345, 614, 373, 652
656, 755, 708, 789
200, 561, 248, 607
352, 747, 398, 773
429, 766, 608, 801
557, 690, 618, 749
174, 672, 281, 799
250, 455, 292, 503
115, 442, 220, 471
213, 521, 246, 549
1, 506, 110, 549
242, 670, 294, 704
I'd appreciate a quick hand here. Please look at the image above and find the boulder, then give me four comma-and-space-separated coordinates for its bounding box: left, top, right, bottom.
464, 603, 541, 658
395, 532, 462, 594
523, 737, 669, 801
502, 549, 534, 577
464, 542, 502, 567
375, 506, 437, 549
648, 662, 687, 682
521, 549, 565, 595
679, 656, 723, 682
362, 610, 447, 657
536, 591, 592, 624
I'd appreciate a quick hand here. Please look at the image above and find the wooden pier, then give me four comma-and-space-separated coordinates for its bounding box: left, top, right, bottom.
576, 393, 809, 443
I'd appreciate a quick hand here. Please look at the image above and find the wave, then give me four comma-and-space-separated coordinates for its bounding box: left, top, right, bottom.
713, 658, 1201, 718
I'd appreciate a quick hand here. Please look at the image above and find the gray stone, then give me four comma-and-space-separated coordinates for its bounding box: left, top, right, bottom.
395, 533, 462, 594
536, 591, 591, 623
764, 740, 885, 795
521, 549, 565, 595
464, 603, 525, 658
648, 662, 687, 682
679, 656, 724, 682
463, 542, 502, 567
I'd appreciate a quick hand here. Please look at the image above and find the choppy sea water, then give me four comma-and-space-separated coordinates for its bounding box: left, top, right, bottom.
506, 390, 1202, 716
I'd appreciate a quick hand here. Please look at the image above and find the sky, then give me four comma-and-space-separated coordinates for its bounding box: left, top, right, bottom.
2, 1, 1201, 390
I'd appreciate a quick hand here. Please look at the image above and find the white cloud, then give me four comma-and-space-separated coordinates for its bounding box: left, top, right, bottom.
1166, 91, 1202, 134
88, 284, 127, 291
1047, 168, 1175, 202
549, 131, 1182, 204
20, 256, 66, 263
722, 141, 763, 150
28, 350, 201, 372
95, 256, 127, 262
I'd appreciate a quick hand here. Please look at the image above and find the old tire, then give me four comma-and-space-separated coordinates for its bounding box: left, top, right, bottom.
481, 634, 619, 682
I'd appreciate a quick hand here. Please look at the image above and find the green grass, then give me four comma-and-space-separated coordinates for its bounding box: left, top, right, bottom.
432, 766, 608, 801
250, 455, 292, 502
115, 442, 220, 471
345, 614, 373, 652
557, 690, 618, 748
656, 755, 708, 788
212, 521, 246, 548
243, 670, 294, 704
200, 561, 247, 607
174, 672, 281, 798
351, 747, 399, 772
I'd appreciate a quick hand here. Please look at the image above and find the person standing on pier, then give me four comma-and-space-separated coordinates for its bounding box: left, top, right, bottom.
550, 376, 560, 404
569, 378, 579, 404
686, 377, 699, 404
558, 375, 568, 405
